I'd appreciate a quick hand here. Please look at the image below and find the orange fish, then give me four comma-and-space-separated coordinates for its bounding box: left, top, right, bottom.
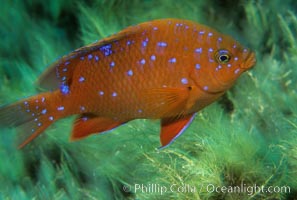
0, 19, 256, 149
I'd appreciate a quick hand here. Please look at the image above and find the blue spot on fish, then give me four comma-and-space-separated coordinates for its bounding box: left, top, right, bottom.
234, 68, 240, 74
181, 78, 188, 85
100, 44, 112, 56
64, 61, 70, 66
142, 41, 148, 47
140, 58, 146, 65
168, 57, 176, 63
215, 65, 223, 71
49, 116, 54, 121
110, 61, 115, 67
127, 69, 133, 76
41, 109, 47, 114
80, 106, 86, 111
95, 55, 99, 61
88, 54, 93, 60
142, 38, 149, 47
150, 55, 156, 61
195, 64, 201, 69
195, 48, 202, 53
157, 42, 167, 47
57, 106, 64, 111
60, 84, 70, 95
99, 91, 104, 96
79, 76, 85, 82
112, 92, 117, 97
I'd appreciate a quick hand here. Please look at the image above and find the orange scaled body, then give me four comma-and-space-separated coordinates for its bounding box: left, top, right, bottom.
0, 19, 256, 148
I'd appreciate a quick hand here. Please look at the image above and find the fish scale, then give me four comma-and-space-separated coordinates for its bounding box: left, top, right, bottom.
0, 18, 256, 148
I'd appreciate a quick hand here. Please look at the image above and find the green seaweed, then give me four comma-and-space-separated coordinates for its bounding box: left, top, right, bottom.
0, 0, 297, 199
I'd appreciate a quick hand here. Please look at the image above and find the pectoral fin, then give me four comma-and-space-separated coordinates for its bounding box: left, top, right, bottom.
70, 114, 126, 141
142, 87, 190, 118
160, 113, 196, 149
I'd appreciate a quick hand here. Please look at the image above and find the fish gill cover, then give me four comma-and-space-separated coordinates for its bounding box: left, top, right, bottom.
0, 0, 296, 199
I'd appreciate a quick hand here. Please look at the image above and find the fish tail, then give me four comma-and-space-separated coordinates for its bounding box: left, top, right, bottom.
0, 90, 66, 148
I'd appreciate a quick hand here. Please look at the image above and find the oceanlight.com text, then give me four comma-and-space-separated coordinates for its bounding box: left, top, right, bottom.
122, 182, 290, 196
206, 183, 290, 196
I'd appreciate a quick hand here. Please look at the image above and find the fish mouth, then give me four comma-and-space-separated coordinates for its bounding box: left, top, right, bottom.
240, 51, 256, 70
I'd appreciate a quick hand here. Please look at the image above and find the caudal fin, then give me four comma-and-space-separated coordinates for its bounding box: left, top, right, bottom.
0, 91, 63, 148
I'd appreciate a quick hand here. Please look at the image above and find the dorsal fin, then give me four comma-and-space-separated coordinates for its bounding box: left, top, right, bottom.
36, 23, 143, 91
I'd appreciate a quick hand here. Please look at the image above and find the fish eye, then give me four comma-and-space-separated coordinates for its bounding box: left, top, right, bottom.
215, 49, 231, 64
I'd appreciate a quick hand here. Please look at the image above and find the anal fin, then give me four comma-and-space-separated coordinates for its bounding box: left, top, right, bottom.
70, 114, 126, 141
160, 113, 196, 149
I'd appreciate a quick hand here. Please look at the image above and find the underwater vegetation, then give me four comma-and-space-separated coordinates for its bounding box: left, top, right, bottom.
0, 0, 296, 199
